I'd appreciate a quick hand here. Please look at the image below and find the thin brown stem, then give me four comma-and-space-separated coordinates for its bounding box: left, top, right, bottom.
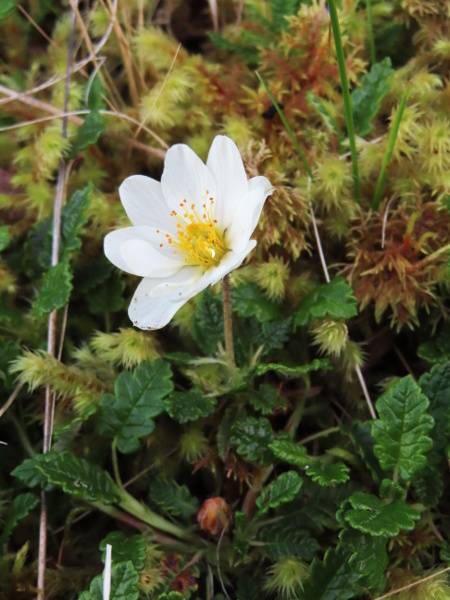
222, 274, 235, 377
0, 382, 23, 419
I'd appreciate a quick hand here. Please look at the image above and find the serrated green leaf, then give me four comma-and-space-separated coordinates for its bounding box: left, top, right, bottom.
0, 224, 10, 251
343, 492, 420, 536
230, 416, 275, 464
256, 470, 303, 514
271, 0, 301, 32
294, 278, 358, 326
305, 91, 340, 135
34, 259, 73, 317
86, 72, 106, 111
254, 317, 293, 355
251, 358, 331, 379
269, 439, 309, 467
0, 493, 39, 546
192, 289, 223, 354
232, 282, 281, 323
61, 185, 91, 255
11, 455, 53, 490
351, 58, 394, 137
419, 362, 450, 453
371, 375, 434, 481
86, 271, 125, 314
79, 561, 139, 600
249, 383, 288, 415
348, 420, 384, 484
149, 477, 198, 519
339, 528, 388, 593
259, 525, 319, 561
35, 450, 120, 504
163, 387, 216, 424
306, 462, 350, 486
417, 324, 450, 364
69, 111, 105, 157
236, 574, 259, 600
299, 546, 359, 600
100, 532, 146, 570
97, 359, 172, 454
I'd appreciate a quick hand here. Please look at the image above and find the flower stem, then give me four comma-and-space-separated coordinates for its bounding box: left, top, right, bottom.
222, 274, 236, 377
366, 0, 376, 66
327, 0, 361, 204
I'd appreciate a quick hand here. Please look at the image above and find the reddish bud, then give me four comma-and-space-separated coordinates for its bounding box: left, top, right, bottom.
197, 497, 232, 536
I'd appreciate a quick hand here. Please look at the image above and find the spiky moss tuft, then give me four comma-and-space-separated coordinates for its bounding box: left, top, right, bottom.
264, 556, 307, 599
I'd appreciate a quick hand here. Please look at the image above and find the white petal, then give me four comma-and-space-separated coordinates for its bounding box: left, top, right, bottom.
225, 184, 271, 254
129, 278, 187, 330
119, 175, 175, 232
149, 266, 205, 302
206, 136, 249, 227
161, 144, 217, 216
207, 241, 256, 287
104, 227, 182, 277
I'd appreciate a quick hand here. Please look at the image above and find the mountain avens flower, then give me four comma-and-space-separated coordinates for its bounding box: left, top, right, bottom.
104, 136, 273, 329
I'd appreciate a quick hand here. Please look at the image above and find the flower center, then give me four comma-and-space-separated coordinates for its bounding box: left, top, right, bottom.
158, 193, 227, 269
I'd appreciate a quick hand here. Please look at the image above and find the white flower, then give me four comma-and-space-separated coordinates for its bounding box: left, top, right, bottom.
104, 135, 273, 330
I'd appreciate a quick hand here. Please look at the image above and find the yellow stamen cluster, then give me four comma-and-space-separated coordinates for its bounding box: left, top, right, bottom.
158, 191, 227, 269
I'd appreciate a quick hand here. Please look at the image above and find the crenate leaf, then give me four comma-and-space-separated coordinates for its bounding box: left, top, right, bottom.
230, 416, 275, 464
256, 470, 303, 514
97, 359, 173, 454
294, 277, 358, 326
99, 532, 146, 570
163, 387, 217, 424
419, 362, 450, 453
250, 358, 331, 379
269, 439, 309, 467
149, 478, 198, 519
232, 282, 281, 323
351, 57, 394, 137
11, 455, 53, 490
61, 184, 91, 255
34, 259, 73, 317
371, 375, 434, 481
79, 561, 139, 600
34, 450, 121, 504
259, 525, 319, 561
192, 289, 224, 354
249, 383, 288, 415
69, 110, 105, 157
0, 493, 39, 546
299, 546, 359, 600
343, 492, 420, 536
339, 527, 388, 593
306, 462, 350, 486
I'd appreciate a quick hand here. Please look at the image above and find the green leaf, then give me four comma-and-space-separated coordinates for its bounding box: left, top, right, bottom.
69, 111, 105, 157
149, 477, 198, 519
11, 454, 53, 490
192, 289, 223, 354
371, 375, 434, 481
269, 439, 309, 467
294, 277, 358, 327
299, 546, 359, 600
79, 561, 139, 600
306, 462, 350, 486
232, 283, 281, 323
305, 92, 340, 135
0, 493, 39, 546
259, 525, 319, 561
252, 317, 293, 355
163, 387, 216, 424
419, 362, 450, 454
343, 492, 420, 536
249, 383, 288, 415
256, 470, 303, 514
250, 358, 331, 379
34, 259, 73, 317
61, 184, 91, 255
100, 532, 146, 570
230, 416, 275, 464
86, 72, 106, 111
97, 359, 173, 454
417, 324, 450, 364
0, 336, 20, 390
86, 271, 125, 314
339, 528, 388, 593
351, 57, 394, 137
236, 574, 259, 600
348, 420, 384, 484
0, 0, 16, 22
0, 224, 10, 251
34, 450, 121, 504
157, 593, 185, 600
271, 0, 301, 32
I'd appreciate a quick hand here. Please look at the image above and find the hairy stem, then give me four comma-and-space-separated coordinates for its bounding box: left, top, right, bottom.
222, 274, 236, 377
